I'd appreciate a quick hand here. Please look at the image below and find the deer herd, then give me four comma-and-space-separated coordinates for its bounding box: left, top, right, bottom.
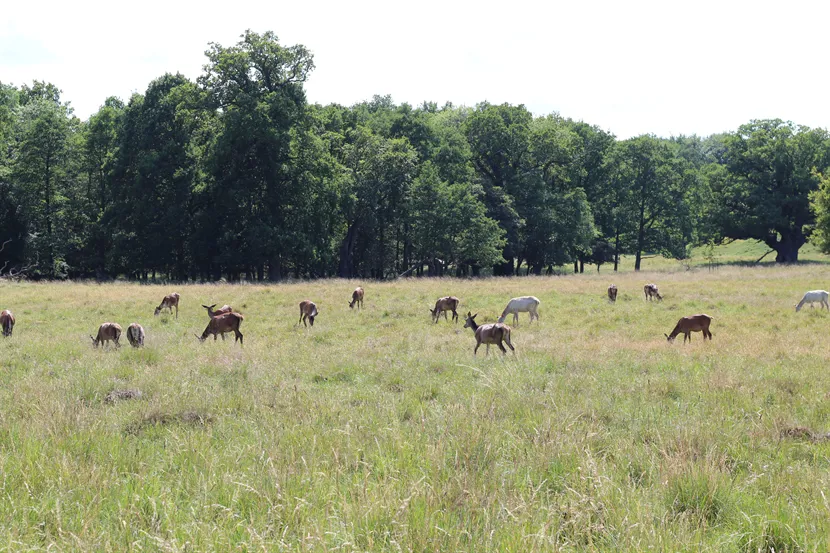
2, 282, 829, 353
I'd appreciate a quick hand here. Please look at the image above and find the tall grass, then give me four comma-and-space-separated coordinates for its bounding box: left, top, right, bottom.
0, 263, 829, 550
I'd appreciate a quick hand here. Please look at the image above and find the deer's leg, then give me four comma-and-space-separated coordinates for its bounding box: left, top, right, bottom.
474, 343, 480, 356
443, 310, 448, 322
452, 310, 458, 323
235, 330, 243, 344
498, 342, 507, 354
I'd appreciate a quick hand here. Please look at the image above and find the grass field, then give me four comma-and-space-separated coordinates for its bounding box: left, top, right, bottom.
2, 257, 830, 550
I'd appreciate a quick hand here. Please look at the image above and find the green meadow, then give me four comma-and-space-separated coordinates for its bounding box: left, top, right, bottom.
2, 254, 830, 550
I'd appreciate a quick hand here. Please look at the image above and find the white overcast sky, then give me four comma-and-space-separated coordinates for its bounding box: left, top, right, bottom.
1, 0, 826, 139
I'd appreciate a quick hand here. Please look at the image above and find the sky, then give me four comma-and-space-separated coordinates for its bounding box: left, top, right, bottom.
1, 0, 827, 139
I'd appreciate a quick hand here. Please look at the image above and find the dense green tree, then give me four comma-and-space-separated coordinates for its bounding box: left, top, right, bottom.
10, 89, 78, 277
107, 75, 200, 280
408, 162, 505, 275
199, 30, 314, 280
0, 83, 24, 273
612, 136, 695, 270
810, 172, 830, 253
335, 125, 417, 278
710, 120, 830, 262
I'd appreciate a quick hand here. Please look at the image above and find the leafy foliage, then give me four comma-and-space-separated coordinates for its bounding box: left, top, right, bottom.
1, 35, 825, 280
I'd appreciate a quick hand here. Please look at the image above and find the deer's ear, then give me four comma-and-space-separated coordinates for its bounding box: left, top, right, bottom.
472, 313, 478, 319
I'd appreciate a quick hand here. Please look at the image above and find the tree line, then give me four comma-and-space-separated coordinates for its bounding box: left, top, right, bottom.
2, 31, 830, 281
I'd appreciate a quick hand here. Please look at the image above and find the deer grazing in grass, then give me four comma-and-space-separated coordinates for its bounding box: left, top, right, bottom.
795, 290, 830, 312
154, 293, 180, 318
464, 312, 515, 356
430, 296, 460, 323
91, 322, 122, 348
644, 283, 662, 301
349, 287, 364, 310
203, 304, 233, 318
665, 314, 713, 343
196, 312, 244, 344
1, 309, 14, 337
126, 323, 145, 348
497, 296, 540, 326
298, 300, 318, 327
608, 284, 618, 302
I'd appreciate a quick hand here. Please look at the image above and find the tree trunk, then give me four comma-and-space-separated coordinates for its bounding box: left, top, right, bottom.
768, 231, 806, 263
338, 224, 358, 278
268, 257, 281, 281
614, 230, 620, 272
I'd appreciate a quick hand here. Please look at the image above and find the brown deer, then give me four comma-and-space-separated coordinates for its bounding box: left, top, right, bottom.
348, 287, 364, 310
665, 314, 713, 343
608, 284, 618, 302
429, 296, 460, 323
202, 304, 233, 318
154, 293, 180, 318
126, 323, 145, 348
1, 309, 14, 337
644, 283, 662, 301
196, 312, 244, 344
298, 300, 318, 327
91, 322, 122, 348
463, 312, 515, 356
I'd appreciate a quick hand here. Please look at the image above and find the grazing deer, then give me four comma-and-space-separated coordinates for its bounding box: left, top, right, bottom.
91, 322, 122, 348
608, 284, 618, 302
349, 287, 364, 310
298, 300, 318, 327
644, 283, 662, 301
1, 309, 14, 337
126, 323, 145, 348
203, 304, 233, 318
665, 314, 713, 343
464, 312, 515, 356
154, 293, 180, 318
795, 290, 830, 312
430, 296, 460, 323
196, 312, 244, 344
497, 296, 540, 326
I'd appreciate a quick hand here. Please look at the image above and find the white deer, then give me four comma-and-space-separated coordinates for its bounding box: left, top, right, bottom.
497, 296, 540, 326
795, 290, 830, 312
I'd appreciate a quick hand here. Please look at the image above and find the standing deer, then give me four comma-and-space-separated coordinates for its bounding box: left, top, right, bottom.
1, 309, 14, 337
91, 323, 122, 348
608, 284, 618, 302
203, 304, 233, 318
464, 312, 515, 356
497, 296, 540, 326
126, 323, 145, 347
298, 300, 318, 327
196, 312, 244, 344
430, 296, 460, 323
349, 287, 364, 310
665, 314, 713, 343
154, 293, 180, 318
644, 283, 662, 301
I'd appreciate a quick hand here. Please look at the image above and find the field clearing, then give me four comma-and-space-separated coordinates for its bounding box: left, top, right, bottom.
2, 264, 830, 551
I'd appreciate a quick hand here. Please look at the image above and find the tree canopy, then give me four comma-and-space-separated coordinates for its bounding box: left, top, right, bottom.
0, 33, 825, 281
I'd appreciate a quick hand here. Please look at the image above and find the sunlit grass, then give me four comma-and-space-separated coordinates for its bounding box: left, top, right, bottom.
1, 262, 830, 550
